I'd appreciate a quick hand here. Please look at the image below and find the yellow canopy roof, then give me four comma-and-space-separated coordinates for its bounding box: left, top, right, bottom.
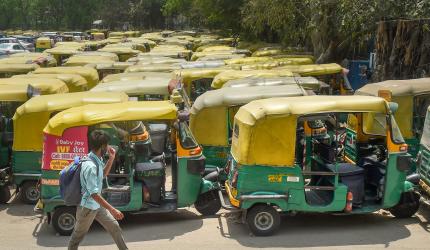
173, 68, 227, 85
45, 46, 82, 55
199, 45, 233, 52
190, 85, 307, 147
0, 63, 40, 74
64, 55, 117, 66
13, 92, 129, 151
75, 51, 119, 61
101, 72, 171, 83
91, 79, 170, 96
33, 66, 99, 88
98, 47, 140, 55
0, 84, 34, 102
356, 78, 430, 97
125, 64, 181, 73
277, 63, 343, 76
237, 95, 388, 126
0, 53, 57, 67
223, 76, 322, 91
12, 73, 88, 92
211, 69, 294, 89
232, 95, 389, 166
0, 77, 69, 94
44, 101, 178, 136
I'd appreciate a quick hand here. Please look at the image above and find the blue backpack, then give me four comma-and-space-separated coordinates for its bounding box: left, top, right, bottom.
59, 155, 99, 206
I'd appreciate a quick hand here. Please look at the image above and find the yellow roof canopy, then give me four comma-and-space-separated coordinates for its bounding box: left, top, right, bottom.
91, 78, 170, 96
33, 66, 99, 88
0, 77, 69, 94
0, 84, 35, 102
277, 63, 344, 76
12, 73, 88, 92
44, 101, 178, 136
211, 69, 294, 89
13, 92, 129, 151
356, 78, 430, 97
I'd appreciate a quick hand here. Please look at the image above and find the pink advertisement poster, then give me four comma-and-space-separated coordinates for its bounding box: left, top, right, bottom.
42, 126, 88, 171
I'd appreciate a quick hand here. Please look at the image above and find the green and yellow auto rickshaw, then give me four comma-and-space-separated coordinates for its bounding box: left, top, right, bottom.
221, 95, 419, 236
416, 106, 430, 205
38, 100, 221, 235
45, 46, 82, 65
63, 55, 117, 67
12, 73, 89, 92
35, 37, 53, 52
211, 69, 294, 89
86, 62, 135, 80
101, 72, 171, 83
4, 92, 129, 204
190, 84, 309, 175
278, 63, 353, 95
33, 66, 99, 88
222, 76, 328, 94
355, 78, 430, 161
0, 84, 40, 203
0, 77, 69, 94
2, 53, 57, 67
0, 64, 40, 78
170, 68, 228, 102
91, 78, 170, 100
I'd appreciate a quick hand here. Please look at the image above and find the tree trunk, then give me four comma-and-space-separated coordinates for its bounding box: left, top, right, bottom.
373, 19, 430, 81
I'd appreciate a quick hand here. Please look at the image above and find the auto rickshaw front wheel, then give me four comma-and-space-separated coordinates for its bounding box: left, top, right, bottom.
20, 181, 40, 204
246, 204, 280, 236
194, 190, 221, 216
52, 206, 77, 236
388, 191, 420, 218
0, 185, 11, 204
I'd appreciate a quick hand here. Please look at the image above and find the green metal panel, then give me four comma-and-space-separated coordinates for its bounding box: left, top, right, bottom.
12, 151, 42, 185
382, 153, 407, 208
202, 145, 229, 169
176, 156, 203, 207
419, 146, 430, 185
345, 129, 357, 162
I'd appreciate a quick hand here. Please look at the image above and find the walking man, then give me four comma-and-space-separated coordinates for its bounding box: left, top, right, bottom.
68, 130, 128, 250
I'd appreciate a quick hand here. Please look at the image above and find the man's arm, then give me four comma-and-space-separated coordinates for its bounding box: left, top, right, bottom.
91, 193, 124, 220
103, 146, 116, 177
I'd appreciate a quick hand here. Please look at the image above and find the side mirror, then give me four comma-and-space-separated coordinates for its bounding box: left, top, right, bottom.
388, 102, 399, 114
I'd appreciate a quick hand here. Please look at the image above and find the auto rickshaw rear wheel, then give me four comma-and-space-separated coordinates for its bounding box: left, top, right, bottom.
0, 185, 11, 204
52, 206, 77, 236
20, 181, 40, 204
194, 190, 221, 216
388, 191, 420, 218
246, 204, 280, 236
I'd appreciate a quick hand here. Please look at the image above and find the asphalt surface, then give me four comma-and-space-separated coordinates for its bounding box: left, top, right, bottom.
1, 195, 430, 250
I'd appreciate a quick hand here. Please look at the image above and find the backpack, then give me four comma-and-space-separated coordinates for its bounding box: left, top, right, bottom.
59, 155, 99, 206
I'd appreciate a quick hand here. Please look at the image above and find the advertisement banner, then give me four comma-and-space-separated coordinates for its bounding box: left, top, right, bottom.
42, 126, 88, 171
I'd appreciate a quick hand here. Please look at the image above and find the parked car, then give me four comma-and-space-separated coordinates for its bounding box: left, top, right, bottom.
0, 43, 27, 55
13, 36, 36, 51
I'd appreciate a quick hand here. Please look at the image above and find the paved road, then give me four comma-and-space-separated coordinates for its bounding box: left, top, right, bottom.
1, 196, 430, 250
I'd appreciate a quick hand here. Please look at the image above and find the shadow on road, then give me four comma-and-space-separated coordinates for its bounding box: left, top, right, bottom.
34, 209, 203, 248
218, 211, 418, 248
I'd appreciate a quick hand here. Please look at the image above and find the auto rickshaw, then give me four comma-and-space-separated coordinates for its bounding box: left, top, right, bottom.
91, 32, 106, 41
170, 68, 228, 102
98, 47, 140, 62
355, 78, 430, 161
12, 73, 89, 92
223, 76, 329, 94
190, 85, 309, 175
35, 37, 52, 52
221, 95, 419, 236
0, 84, 40, 203
125, 64, 181, 73
90, 78, 170, 100
63, 55, 117, 67
0, 77, 69, 94
416, 106, 430, 205
278, 63, 353, 95
86, 62, 135, 80
45, 46, 82, 65
225, 56, 314, 68
211, 69, 294, 89
1, 53, 57, 67
33, 66, 99, 88
3, 92, 129, 204
38, 100, 221, 235
101, 72, 171, 83
0, 64, 40, 78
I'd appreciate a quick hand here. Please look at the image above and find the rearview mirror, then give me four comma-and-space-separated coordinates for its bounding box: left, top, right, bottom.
388, 102, 398, 114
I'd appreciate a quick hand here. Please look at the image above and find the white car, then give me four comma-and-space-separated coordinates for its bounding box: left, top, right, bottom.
0, 43, 27, 55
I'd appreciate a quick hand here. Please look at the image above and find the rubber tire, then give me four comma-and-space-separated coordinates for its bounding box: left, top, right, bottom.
52, 206, 77, 236
194, 190, 221, 216
246, 204, 280, 236
20, 181, 40, 205
0, 185, 11, 204
389, 191, 420, 218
